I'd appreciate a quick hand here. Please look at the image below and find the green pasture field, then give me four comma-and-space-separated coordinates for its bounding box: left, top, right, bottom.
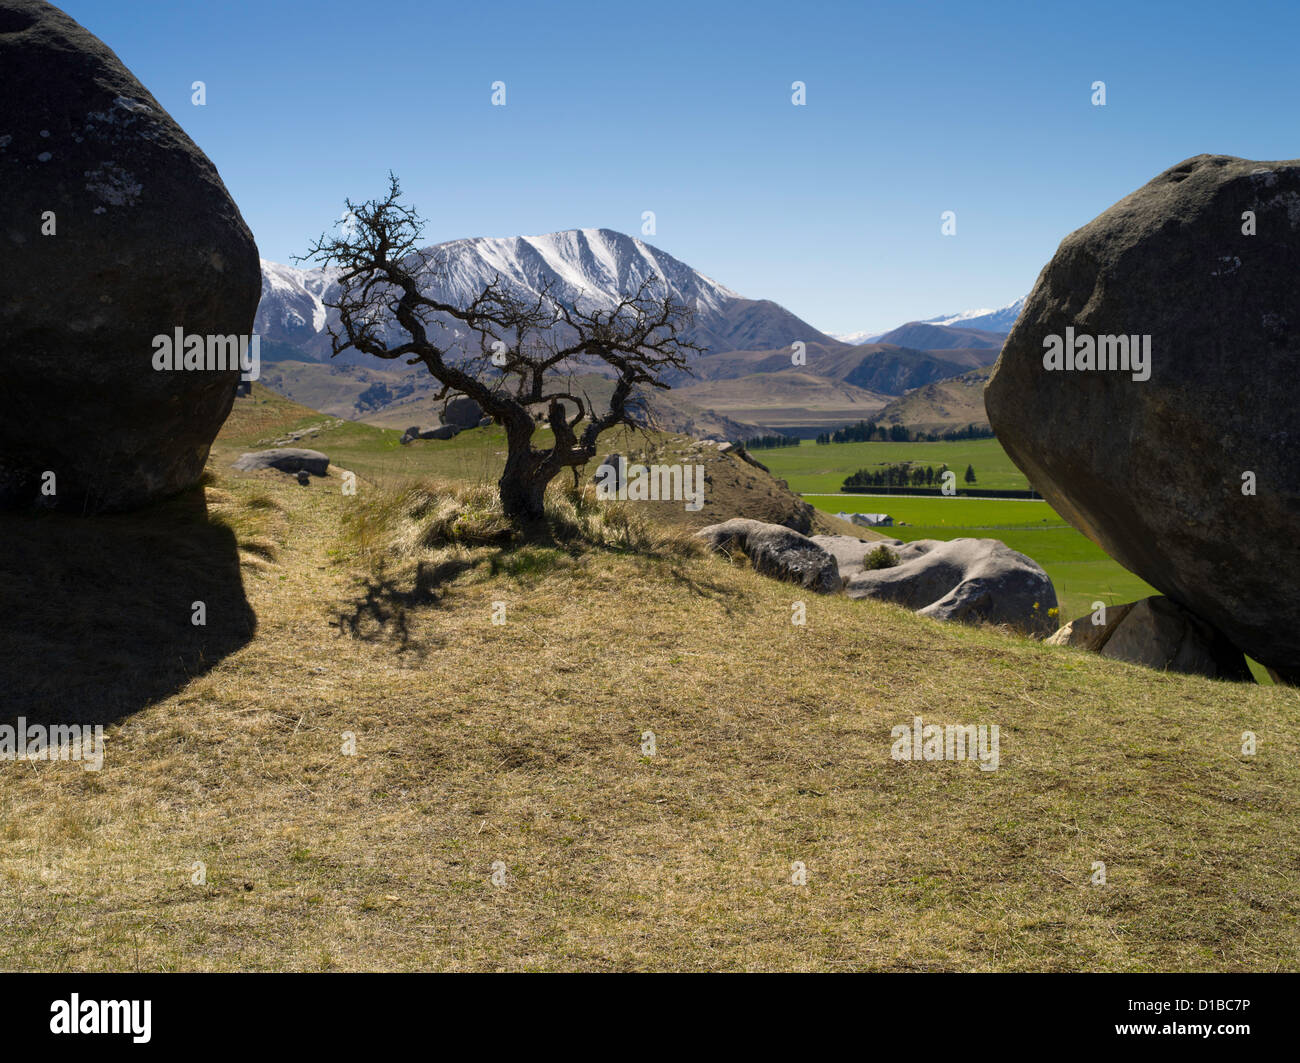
759, 437, 1029, 494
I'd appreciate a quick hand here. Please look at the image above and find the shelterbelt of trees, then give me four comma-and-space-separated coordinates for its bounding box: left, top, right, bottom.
816, 421, 995, 445
843, 462, 978, 489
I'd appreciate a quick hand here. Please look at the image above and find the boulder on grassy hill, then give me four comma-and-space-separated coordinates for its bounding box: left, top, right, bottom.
419, 424, 460, 441
1047, 597, 1252, 680
984, 154, 1300, 680
443, 395, 484, 428
0, 0, 261, 512
232, 448, 329, 476
697, 518, 841, 593
842, 537, 1058, 636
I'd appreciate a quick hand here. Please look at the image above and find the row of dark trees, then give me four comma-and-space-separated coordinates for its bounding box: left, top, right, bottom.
842, 463, 976, 489
743, 433, 801, 450
815, 420, 995, 445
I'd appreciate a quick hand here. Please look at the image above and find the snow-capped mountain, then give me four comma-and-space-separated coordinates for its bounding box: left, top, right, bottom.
256, 228, 835, 363
834, 297, 1025, 345
920, 297, 1025, 334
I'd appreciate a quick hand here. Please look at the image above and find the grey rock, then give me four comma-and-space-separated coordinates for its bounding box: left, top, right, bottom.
985, 154, 1300, 679
442, 395, 484, 428
232, 448, 329, 476
418, 424, 460, 441
1047, 596, 1251, 681
810, 534, 904, 580
843, 537, 1058, 635
0, 0, 261, 512
697, 518, 841, 593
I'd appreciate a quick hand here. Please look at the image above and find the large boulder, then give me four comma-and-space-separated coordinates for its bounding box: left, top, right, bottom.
0, 0, 261, 512
232, 449, 329, 477
985, 155, 1300, 679
837, 537, 1058, 636
697, 518, 841, 593
1047, 597, 1251, 681
442, 395, 484, 428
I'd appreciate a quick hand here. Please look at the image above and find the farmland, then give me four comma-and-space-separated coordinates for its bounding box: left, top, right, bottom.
759, 437, 1028, 494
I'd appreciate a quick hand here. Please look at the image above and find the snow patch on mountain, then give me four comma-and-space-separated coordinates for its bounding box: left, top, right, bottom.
259, 258, 337, 333
834, 297, 1025, 345
921, 297, 1025, 333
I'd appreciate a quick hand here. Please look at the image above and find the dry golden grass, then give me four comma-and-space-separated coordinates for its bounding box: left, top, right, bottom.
2, 456, 1298, 972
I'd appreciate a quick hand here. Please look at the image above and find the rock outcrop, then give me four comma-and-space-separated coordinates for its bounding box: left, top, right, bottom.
443, 395, 484, 428
697, 518, 841, 593
833, 537, 1058, 636
232, 448, 329, 476
0, 0, 261, 512
1047, 597, 1251, 680
985, 155, 1300, 679
810, 534, 904, 580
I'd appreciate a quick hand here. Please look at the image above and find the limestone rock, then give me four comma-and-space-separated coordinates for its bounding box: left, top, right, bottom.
232, 448, 329, 476
0, 0, 261, 511
1047, 596, 1251, 681
985, 154, 1300, 678
697, 518, 841, 593
843, 537, 1058, 636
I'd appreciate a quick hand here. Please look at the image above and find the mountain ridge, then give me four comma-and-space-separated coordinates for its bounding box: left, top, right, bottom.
256, 227, 839, 364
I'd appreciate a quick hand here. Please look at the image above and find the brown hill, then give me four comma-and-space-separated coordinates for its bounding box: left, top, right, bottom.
873, 365, 994, 432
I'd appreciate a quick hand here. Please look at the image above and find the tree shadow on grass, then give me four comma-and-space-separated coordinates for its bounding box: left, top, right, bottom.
0, 486, 256, 728
333, 558, 475, 654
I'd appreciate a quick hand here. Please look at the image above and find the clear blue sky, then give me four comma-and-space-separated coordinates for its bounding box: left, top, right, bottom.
61, 0, 1300, 335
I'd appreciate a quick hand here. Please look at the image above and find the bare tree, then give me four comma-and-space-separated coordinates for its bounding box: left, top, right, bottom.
303, 175, 704, 522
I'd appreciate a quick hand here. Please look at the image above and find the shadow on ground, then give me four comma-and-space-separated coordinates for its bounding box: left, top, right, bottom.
0, 486, 256, 727
334, 557, 474, 653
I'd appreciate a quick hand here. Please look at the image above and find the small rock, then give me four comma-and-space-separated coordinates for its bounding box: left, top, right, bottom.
232, 448, 329, 476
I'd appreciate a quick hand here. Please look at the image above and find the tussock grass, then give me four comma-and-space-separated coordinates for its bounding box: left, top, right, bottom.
339, 478, 704, 568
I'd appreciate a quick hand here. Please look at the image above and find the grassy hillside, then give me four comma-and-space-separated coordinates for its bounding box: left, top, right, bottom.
2, 392, 1297, 972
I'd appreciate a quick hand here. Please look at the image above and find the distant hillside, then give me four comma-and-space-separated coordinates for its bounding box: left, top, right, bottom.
873, 321, 1005, 351
873, 365, 994, 432
673, 372, 889, 436
259, 360, 761, 441
686, 341, 999, 396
